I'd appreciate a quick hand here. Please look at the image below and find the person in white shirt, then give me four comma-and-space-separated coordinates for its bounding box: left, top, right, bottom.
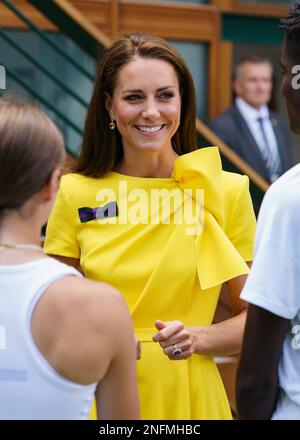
236, 2, 300, 420
209, 56, 293, 213
0, 98, 139, 420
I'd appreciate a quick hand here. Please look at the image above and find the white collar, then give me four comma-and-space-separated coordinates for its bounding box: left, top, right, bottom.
235, 97, 269, 121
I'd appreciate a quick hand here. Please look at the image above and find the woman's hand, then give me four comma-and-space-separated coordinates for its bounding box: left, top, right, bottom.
151, 271, 252, 360
152, 320, 195, 360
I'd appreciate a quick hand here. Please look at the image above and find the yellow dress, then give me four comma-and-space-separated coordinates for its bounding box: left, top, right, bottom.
44, 147, 256, 420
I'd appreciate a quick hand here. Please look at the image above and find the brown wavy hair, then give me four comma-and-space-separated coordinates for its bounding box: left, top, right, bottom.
75, 33, 197, 177
0, 98, 65, 218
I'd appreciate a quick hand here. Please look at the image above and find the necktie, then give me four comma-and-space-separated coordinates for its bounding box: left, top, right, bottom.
256, 116, 281, 182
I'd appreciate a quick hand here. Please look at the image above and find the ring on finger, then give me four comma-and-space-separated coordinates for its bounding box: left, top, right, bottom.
172, 343, 182, 356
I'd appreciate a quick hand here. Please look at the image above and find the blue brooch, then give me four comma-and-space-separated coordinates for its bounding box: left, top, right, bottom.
78, 201, 118, 223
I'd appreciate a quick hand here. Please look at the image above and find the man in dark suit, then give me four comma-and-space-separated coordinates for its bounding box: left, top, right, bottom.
209, 57, 293, 185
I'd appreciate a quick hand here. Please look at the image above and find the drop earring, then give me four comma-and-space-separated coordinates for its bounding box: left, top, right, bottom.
109, 120, 116, 130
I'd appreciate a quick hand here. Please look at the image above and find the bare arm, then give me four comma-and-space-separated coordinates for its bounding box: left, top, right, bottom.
236, 304, 289, 420
153, 267, 250, 359
95, 303, 140, 420
32, 277, 139, 420
189, 271, 249, 356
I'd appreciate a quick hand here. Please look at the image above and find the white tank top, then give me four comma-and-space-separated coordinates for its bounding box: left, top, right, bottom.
0, 257, 97, 420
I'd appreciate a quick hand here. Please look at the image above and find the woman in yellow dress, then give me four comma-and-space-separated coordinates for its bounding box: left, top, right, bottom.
44, 33, 256, 420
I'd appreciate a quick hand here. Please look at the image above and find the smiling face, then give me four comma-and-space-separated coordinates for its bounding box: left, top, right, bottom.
105, 57, 181, 156
233, 61, 273, 110
280, 41, 300, 134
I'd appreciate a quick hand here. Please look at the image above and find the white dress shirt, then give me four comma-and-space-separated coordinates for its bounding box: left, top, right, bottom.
235, 97, 281, 181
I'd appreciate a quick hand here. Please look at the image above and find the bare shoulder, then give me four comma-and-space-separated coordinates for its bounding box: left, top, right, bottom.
32, 276, 132, 385
57, 275, 127, 310
45, 276, 129, 327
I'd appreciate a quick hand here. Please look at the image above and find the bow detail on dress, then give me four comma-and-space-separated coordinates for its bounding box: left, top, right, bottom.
172, 147, 250, 290
78, 201, 118, 223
